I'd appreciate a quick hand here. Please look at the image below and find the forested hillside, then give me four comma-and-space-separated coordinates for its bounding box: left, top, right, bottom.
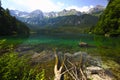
0, 6, 29, 36
93, 0, 120, 36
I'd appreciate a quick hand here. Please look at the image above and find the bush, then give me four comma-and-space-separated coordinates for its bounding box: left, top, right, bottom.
0, 52, 45, 80
0, 40, 45, 80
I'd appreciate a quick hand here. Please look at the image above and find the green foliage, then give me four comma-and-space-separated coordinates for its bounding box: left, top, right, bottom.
35, 69, 45, 80
0, 53, 45, 80
0, 39, 13, 54
0, 40, 45, 80
0, 6, 29, 36
93, 0, 120, 36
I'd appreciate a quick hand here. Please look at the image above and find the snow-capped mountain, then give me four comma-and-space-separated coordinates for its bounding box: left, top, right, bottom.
88, 5, 105, 14
58, 9, 82, 16
10, 10, 29, 17
27, 10, 44, 19
44, 12, 58, 18
10, 9, 82, 19
10, 9, 83, 24
9, 5, 105, 25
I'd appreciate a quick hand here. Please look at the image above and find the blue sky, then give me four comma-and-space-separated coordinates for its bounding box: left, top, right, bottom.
1, 0, 108, 12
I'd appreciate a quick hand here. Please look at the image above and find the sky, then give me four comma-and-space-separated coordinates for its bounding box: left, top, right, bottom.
1, 0, 108, 12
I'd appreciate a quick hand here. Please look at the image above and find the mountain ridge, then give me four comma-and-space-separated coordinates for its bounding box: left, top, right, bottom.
9, 5, 105, 29
10, 5, 105, 19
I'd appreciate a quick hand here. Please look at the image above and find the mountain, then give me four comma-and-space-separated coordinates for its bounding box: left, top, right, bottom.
28, 14, 98, 34
10, 9, 83, 25
42, 14, 98, 27
9, 6, 104, 28
88, 5, 105, 17
10, 10, 44, 24
43, 9, 81, 18
27, 10, 44, 19
44, 12, 58, 18
88, 5, 105, 14
10, 10, 29, 18
10, 9, 82, 19
23, 10, 44, 24
58, 9, 82, 16
92, 0, 120, 36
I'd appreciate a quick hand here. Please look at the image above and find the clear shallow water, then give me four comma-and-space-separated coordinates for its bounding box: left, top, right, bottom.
0, 33, 120, 53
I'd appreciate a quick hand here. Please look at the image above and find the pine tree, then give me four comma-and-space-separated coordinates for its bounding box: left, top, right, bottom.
93, 0, 120, 36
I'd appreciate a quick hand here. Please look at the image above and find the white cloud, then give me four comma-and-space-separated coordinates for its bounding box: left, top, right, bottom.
57, 2, 65, 7
66, 5, 94, 12
4, 0, 94, 12
8, 0, 65, 12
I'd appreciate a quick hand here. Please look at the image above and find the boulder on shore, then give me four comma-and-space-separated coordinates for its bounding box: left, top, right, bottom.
79, 42, 88, 47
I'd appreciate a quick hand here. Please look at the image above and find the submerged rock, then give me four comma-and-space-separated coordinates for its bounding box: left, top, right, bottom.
30, 50, 114, 80
86, 66, 103, 74
86, 66, 114, 80
31, 50, 54, 63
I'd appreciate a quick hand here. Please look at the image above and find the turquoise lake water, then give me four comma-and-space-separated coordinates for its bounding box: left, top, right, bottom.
0, 33, 120, 53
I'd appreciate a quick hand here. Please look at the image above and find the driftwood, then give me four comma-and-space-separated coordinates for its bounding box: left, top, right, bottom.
54, 50, 76, 80
53, 51, 113, 80
54, 50, 88, 80
54, 49, 65, 80
64, 54, 87, 80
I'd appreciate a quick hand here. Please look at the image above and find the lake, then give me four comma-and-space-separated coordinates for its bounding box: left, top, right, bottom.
0, 33, 120, 62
